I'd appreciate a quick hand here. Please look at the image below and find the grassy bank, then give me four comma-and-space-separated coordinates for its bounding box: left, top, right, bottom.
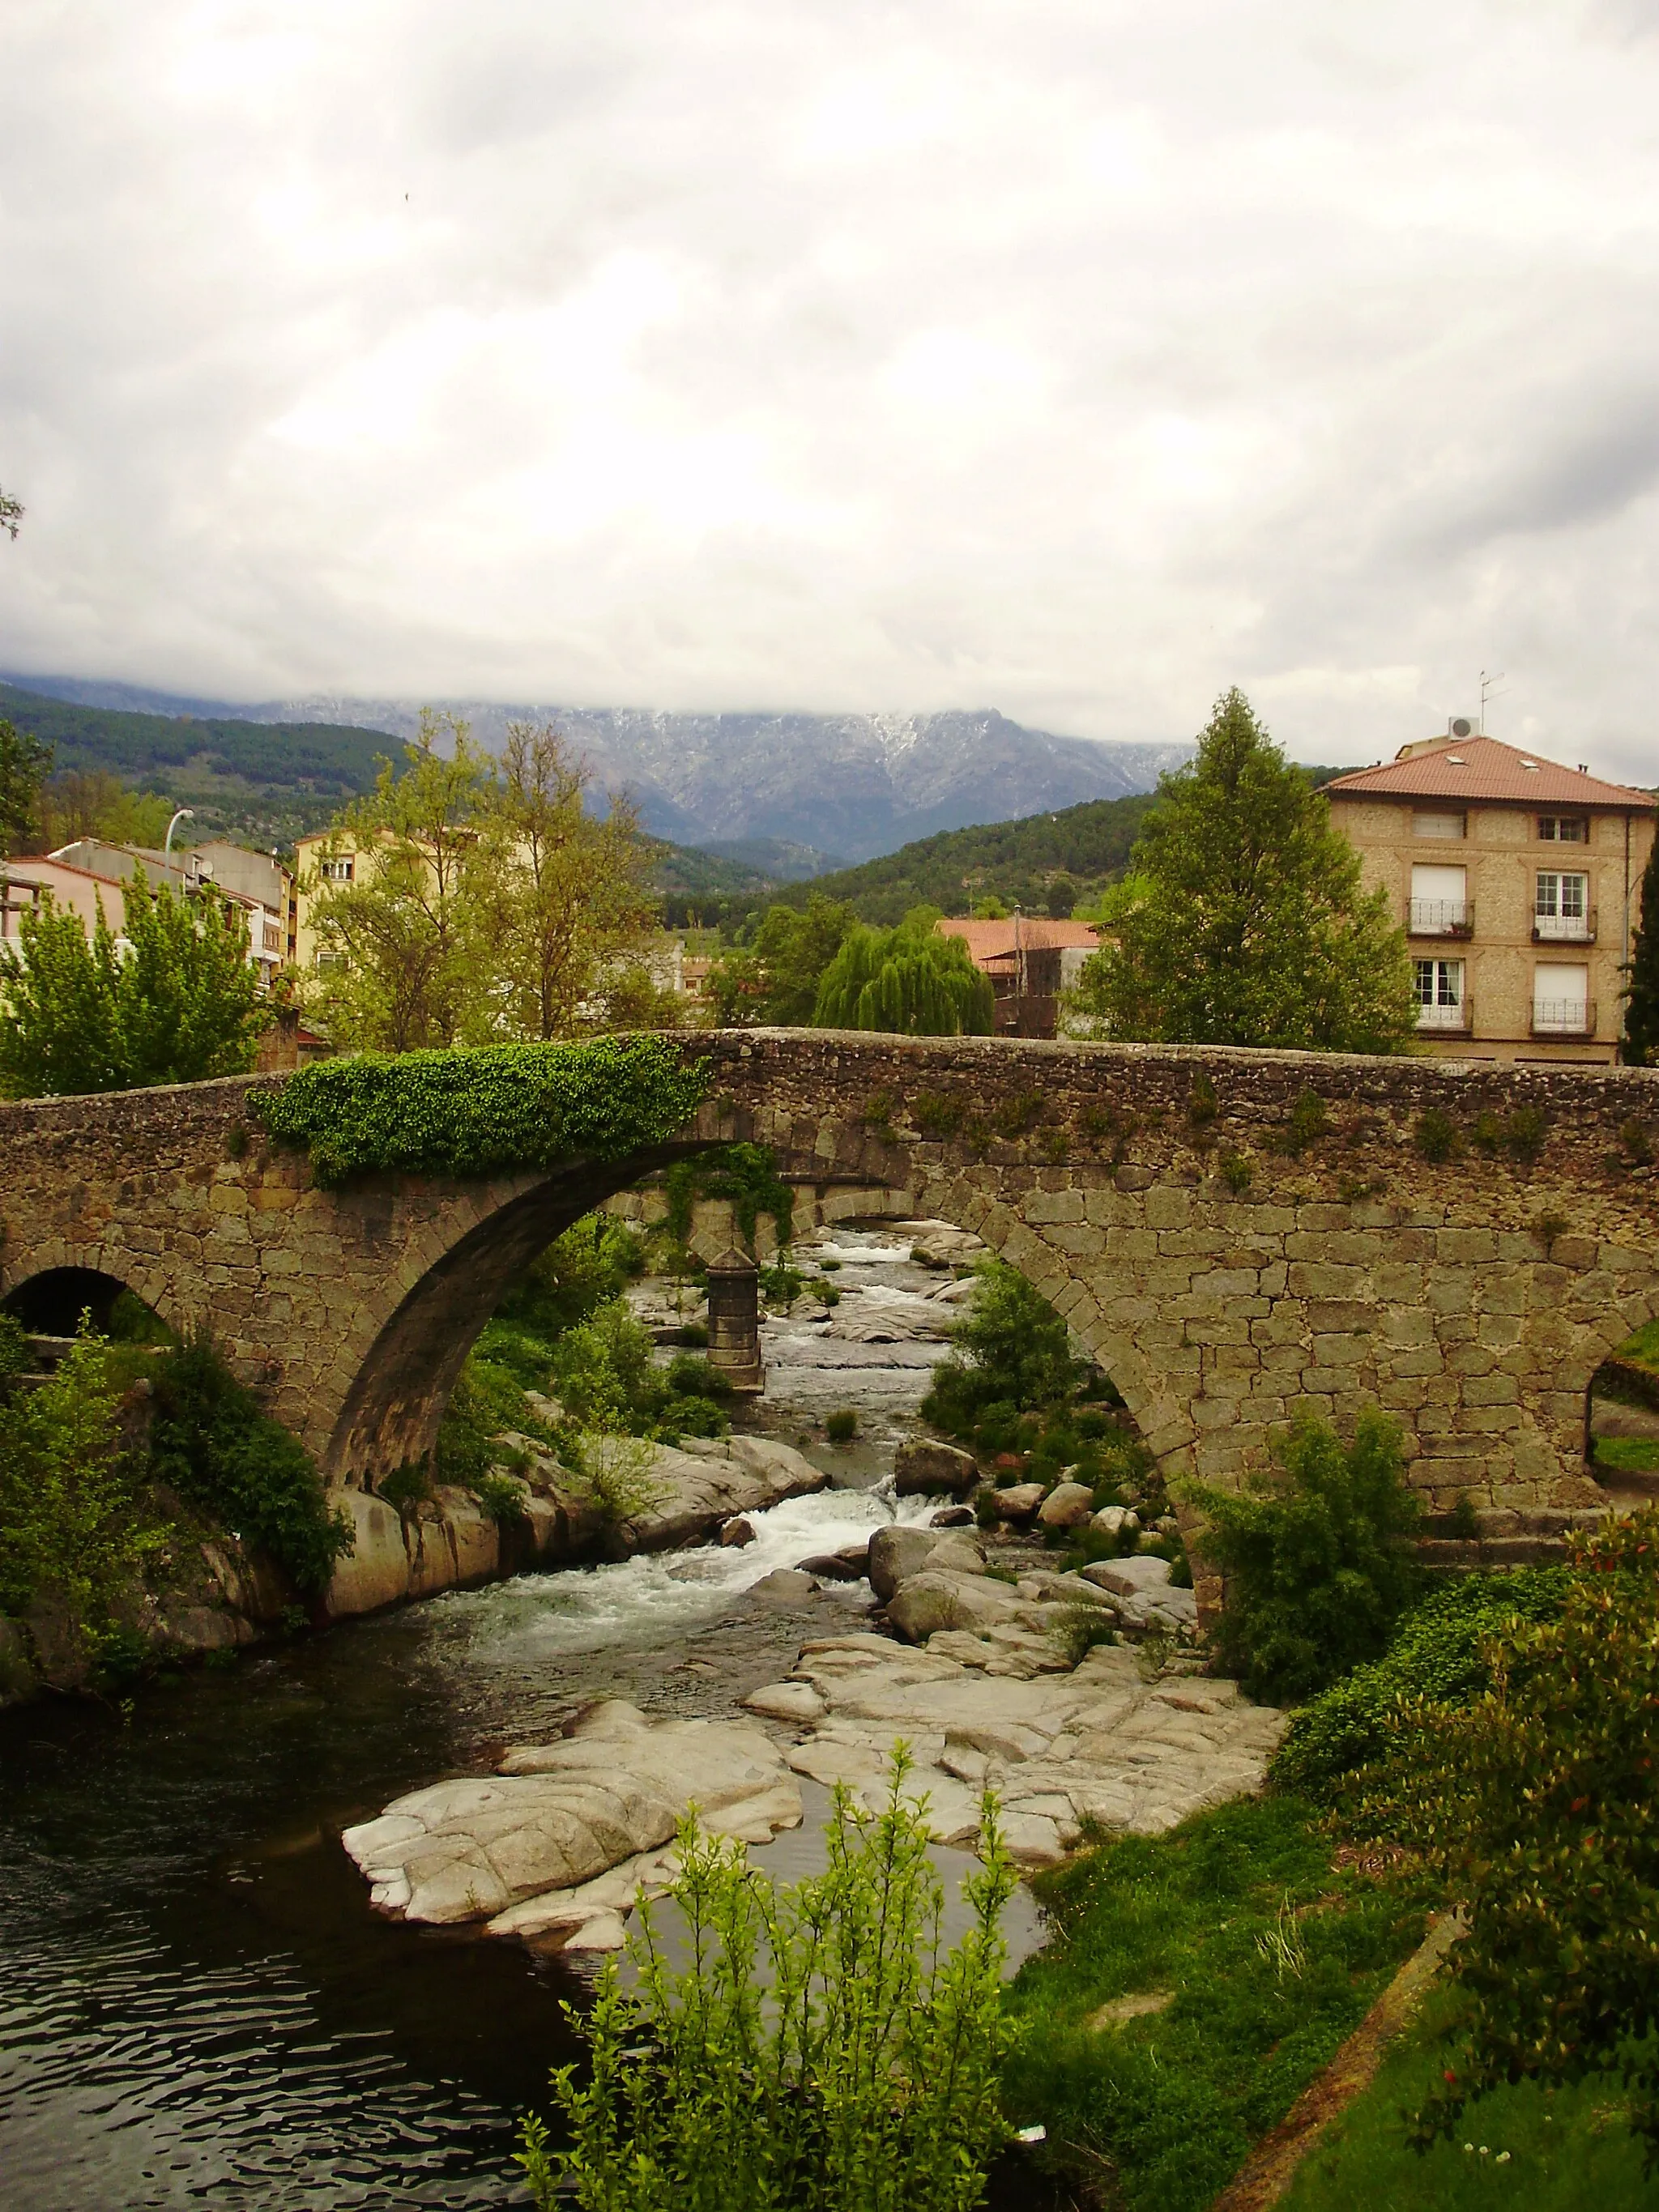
1281, 1988, 1654, 2210
1000, 1795, 1426, 2211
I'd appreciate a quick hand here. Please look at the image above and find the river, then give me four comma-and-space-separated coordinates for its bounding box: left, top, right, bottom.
0, 1228, 1049, 2210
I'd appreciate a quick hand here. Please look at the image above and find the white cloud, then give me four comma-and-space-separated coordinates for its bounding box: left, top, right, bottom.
0, 0, 1657, 782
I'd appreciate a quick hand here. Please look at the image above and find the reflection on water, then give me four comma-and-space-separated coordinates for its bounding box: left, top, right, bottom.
0, 1479, 1042, 2211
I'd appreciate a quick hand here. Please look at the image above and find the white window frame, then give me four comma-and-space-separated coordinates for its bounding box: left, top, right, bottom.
1412, 957, 1465, 1027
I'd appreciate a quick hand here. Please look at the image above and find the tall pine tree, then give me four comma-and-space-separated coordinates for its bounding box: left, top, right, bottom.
1067, 688, 1416, 1054
1623, 825, 1659, 1066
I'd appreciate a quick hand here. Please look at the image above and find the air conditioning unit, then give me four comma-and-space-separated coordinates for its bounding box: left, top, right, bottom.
1446, 715, 1476, 739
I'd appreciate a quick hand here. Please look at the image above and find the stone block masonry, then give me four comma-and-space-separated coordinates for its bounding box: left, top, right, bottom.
2, 1033, 1657, 1614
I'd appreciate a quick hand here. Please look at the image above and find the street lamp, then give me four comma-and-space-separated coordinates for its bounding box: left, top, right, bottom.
164, 808, 194, 857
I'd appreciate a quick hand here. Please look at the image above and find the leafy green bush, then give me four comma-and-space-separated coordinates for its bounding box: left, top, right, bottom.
494, 1213, 646, 1343
665, 1352, 731, 1400
147, 1332, 352, 1596
552, 1298, 659, 1425
1271, 1568, 1572, 1796
521, 1753, 1017, 2212
0, 1327, 171, 1669
436, 1351, 535, 1485
254, 1035, 709, 1187
474, 1472, 530, 1525
920, 1259, 1092, 1438
1357, 1513, 1659, 2163
1188, 1411, 1422, 1703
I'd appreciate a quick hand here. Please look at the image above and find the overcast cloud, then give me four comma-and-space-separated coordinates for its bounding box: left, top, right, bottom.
2, 0, 1657, 776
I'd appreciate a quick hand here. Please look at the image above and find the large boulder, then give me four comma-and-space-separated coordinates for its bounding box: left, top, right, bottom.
629, 1437, 829, 1551
887, 1571, 1022, 1644
893, 1440, 980, 1498
988, 1482, 1046, 1523
868, 1524, 987, 1603
1036, 1482, 1096, 1530
343, 1702, 801, 1933
907, 1226, 986, 1270
1090, 1505, 1141, 1541
1081, 1554, 1173, 1598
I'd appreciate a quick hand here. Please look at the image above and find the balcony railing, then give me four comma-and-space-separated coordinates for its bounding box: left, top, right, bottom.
1414, 998, 1472, 1032
1533, 907, 1597, 944
1409, 898, 1473, 938
1531, 999, 1596, 1037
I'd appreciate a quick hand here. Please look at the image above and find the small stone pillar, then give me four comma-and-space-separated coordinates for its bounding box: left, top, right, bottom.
704, 1246, 764, 1394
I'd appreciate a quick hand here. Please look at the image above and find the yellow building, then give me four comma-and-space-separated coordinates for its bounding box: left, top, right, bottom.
1324, 729, 1656, 1064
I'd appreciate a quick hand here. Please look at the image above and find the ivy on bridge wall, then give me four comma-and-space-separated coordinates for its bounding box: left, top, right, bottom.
252, 1037, 710, 1187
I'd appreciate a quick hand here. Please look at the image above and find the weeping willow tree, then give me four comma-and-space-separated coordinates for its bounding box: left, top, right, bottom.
812, 909, 995, 1036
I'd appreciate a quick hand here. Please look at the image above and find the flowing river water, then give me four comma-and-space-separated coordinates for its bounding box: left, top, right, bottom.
0, 1230, 1049, 2211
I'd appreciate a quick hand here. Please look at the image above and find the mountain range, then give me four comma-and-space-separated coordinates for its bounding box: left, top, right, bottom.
7, 677, 1190, 865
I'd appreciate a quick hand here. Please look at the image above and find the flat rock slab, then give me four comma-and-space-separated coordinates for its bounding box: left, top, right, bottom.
748, 1636, 1288, 1868
341, 1699, 802, 1943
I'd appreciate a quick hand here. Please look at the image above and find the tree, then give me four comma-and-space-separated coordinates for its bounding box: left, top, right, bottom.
1370, 1512, 1659, 2163
1622, 824, 1659, 1065
0, 718, 52, 859
1067, 688, 1416, 1053
708, 894, 858, 1025
302, 710, 493, 1052
0, 872, 266, 1096
476, 721, 659, 1039
812, 908, 994, 1036
38, 768, 173, 853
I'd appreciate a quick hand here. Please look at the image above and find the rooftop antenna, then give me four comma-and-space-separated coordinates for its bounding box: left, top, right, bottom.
1478, 670, 1506, 734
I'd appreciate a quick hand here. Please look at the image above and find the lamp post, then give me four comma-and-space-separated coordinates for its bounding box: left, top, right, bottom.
164, 808, 194, 857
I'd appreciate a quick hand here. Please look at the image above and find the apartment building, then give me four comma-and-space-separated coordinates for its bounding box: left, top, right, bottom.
15, 837, 292, 992
1324, 728, 1656, 1063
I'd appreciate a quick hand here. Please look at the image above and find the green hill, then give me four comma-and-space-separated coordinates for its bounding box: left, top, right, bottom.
0, 680, 395, 847
753, 791, 1161, 926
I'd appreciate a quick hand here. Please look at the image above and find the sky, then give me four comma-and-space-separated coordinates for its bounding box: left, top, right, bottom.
1, 0, 1657, 778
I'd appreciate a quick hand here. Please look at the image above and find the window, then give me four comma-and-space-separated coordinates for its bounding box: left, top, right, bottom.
313, 948, 350, 973
1412, 811, 1465, 840
1410, 863, 1469, 935
1413, 957, 1465, 1028
319, 857, 355, 882
1534, 871, 1589, 941
1537, 816, 1587, 843
1533, 961, 1590, 1034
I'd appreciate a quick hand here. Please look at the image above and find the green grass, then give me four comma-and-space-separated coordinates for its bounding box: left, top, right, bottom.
1001, 1795, 1425, 2212
1614, 1317, 1659, 1375
1281, 1989, 1653, 2210
1591, 1435, 1659, 1476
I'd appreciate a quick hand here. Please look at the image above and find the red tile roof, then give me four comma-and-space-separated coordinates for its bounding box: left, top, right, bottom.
1324, 736, 1655, 811
937, 918, 1102, 964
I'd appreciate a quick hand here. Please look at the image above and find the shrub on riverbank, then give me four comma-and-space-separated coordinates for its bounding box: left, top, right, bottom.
521, 1753, 1018, 2212
147, 1332, 352, 1596
1272, 1566, 1572, 1798
0, 1323, 173, 1673
1186, 1410, 1422, 1703
1348, 1511, 1659, 2167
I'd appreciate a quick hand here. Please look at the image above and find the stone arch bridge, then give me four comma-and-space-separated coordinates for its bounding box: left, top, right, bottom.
3, 1031, 1656, 1534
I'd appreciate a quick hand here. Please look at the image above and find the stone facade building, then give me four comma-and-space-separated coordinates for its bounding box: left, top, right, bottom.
1324, 728, 1656, 1064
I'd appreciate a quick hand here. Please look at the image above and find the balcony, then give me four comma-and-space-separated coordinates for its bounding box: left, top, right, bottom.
1415, 997, 1472, 1034
1408, 897, 1473, 938
1533, 907, 1597, 944
1531, 999, 1596, 1038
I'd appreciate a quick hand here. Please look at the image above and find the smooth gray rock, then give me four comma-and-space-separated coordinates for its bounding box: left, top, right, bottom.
868, 1524, 943, 1601
1036, 1482, 1096, 1530
751, 1569, 819, 1600
887, 1571, 1023, 1643
1081, 1554, 1174, 1598
1090, 1506, 1141, 1540
989, 1482, 1045, 1522
929, 1505, 975, 1528
893, 1439, 981, 1497
796, 1553, 862, 1581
